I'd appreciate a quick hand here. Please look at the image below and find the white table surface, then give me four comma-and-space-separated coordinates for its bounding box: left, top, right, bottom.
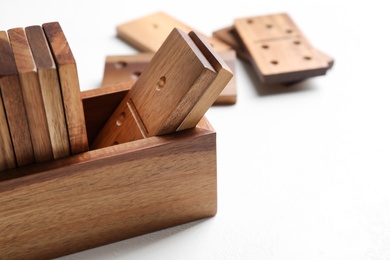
3, 1, 390, 259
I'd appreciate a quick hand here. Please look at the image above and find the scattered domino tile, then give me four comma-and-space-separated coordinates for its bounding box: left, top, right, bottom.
233, 13, 333, 84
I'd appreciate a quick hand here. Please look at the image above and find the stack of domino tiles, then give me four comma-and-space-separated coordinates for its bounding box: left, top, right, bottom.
0, 22, 88, 172
213, 13, 334, 85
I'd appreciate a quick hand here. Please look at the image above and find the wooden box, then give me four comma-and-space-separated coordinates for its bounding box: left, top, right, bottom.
0, 85, 217, 260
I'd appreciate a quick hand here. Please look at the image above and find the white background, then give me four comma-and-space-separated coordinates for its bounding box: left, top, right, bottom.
2, 1, 390, 259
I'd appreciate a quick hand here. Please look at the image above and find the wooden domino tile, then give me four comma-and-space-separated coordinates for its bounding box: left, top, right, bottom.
8, 27, 54, 163
92, 28, 232, 149
214, 24, 334, 70
25, 25, 71, 159
0, 31, 35, 167
101, 50, 237, 105
233, 13, 333, 84
117, 11, 231, 53
42, 22, 89, 154
177, 31, 233, 130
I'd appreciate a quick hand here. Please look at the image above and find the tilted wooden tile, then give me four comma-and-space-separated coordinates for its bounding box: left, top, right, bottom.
42, 22, 89, 154
0, 92, 16, 172
117, 11, 231, 53
8, 27, 54, 163
234, 13, 333, 84
25, 25, 71, 159
0, 31, 35, 167
177, 31, 233, 130
101, 50, 237, 105
92, 28, 217, 148
92, 28, 232, 149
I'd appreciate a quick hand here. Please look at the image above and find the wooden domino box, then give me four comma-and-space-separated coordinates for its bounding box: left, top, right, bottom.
0, 84, 217, 259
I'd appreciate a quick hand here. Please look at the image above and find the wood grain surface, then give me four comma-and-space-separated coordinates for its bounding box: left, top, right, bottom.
91, 28, 219, 149
0, 31, 35, 167
0, 93, 16, 171
25, 25, 71, 159
8, 27, 54, 163
42, 22, 89, 154
101, 52, 151, 87
216, 50, 237, 104
176, 31, 233, 130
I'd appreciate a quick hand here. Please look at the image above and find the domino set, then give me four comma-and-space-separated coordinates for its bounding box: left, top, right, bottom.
0, 11, 332, 260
